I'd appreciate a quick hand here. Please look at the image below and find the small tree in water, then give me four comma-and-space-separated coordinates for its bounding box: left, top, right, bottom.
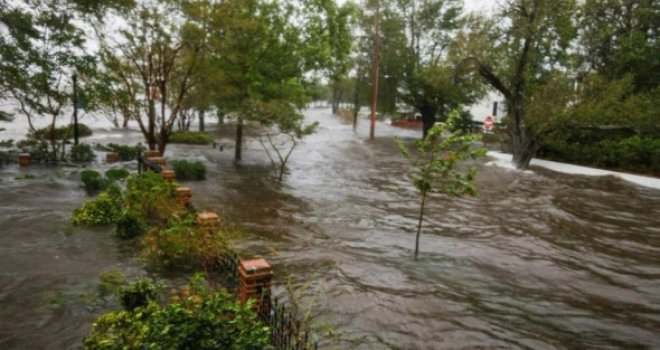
397, 111, 486, 260
255, 101, 318, 182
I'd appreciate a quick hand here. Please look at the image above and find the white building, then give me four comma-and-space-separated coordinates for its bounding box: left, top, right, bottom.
468, 90, 506, 124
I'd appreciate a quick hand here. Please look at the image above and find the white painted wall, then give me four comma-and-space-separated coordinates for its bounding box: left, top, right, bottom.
467, 90, 506, 123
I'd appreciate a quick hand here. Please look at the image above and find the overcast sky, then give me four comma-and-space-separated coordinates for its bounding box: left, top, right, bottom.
336, 0, 499, 14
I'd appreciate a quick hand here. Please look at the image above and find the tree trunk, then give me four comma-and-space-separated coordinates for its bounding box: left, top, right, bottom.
198, 109, 205, 132
420, 105, 437, 139
235, 118, 243, 161
414, 191, 427, 260
509, 107, 537, 169
332, 84, 341, 115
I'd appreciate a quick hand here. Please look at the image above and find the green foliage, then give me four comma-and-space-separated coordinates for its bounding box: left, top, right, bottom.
143, 214, 230, 271
98, 270, 129, 295
115, 209, 146, 240
168, 131, 213, 145
119, 278, 157, 311
0, 139, 14, 148
398, 111, 486, 196
71, 189, 123, 226
124, 172, 177, 226
83, 278, 270, 350
170, 160, 206, 181
101, 143, 144, 161
70, 143, 96, 162
105, 168, 130, 182
31, 124, 93, 141
398, 111, 486, 259
81, 170, 108, 194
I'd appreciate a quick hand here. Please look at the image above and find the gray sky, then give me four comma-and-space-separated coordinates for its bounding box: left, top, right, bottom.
336, 0, 499, 14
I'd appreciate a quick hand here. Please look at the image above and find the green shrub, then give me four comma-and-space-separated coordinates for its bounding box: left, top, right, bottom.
31, 124, 93, 140
171, 160, 206, 181
0, 139, 14, 148
115, 210, 146, 240
70, 143, 96, 162
83, 278, 270, 350
119, 278, 157, 311
169, 131, 213, 145
71, 190, 123, 225
105, 168, 130, 182
80, 170, 108, 194
143, 214, 230, 271
98, 270, 128, 295
100, 143, 144, 161
124, 172, 178, 226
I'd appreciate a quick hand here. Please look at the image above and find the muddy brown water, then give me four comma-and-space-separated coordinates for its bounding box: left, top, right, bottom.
1, 108, 659, 349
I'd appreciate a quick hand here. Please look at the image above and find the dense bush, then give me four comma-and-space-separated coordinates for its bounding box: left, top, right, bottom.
70, 143, 96, 162
169, 131, 213, 145
84, 279, 270, 350
31, 123, 93, 140
105, 168, 130, 182
124, 172, 178, 226
538, 132, 660, 175
99, 143, 144, 161
81, 170, 108, 194
119, 278, 157, 311
71, 188, 123, 225
115, 210, 147, 240
171, 160, 207, 180
143, 214, 230, 271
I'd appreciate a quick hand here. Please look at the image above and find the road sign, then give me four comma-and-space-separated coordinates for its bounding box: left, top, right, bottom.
484, 115, 494, 131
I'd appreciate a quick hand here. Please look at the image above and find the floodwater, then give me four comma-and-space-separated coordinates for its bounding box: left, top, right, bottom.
1, 108, 659, 349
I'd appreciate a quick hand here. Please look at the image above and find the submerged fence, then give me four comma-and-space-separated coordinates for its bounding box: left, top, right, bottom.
136, 150, 318, 349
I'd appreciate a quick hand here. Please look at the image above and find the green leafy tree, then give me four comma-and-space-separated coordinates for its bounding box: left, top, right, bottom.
398, 111, 485, 260
579, 0, 659, 92
456, 0, 577, 169
98, 1, 205, 153
207, 0, 309, 161
303, 0, 358, 114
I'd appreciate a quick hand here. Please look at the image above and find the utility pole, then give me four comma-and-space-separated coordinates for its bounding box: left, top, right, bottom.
72, 72, 79, 146
369, 3, 380, 140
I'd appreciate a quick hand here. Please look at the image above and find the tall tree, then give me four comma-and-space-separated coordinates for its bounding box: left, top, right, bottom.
98, 1, 205, 153
579, 0, 660, 92
457, 0, 577, 169
303, 0, 357, 115
207, 0, 308, 161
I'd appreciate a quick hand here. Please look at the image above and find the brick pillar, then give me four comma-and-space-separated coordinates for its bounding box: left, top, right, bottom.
175, 187, 192, 206
238, 258, 273, 315
147, 156, 167, 171
143, 150, 161, 158
195, 211, 220, 228
19, 153, 31, 167
106, 152, 119, 163
161, 169, 176, 182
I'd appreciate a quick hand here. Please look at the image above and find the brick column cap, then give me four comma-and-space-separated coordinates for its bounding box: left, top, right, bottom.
239, 258, 273, 275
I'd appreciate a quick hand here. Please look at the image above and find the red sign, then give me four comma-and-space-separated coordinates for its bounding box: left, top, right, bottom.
484, 115, 494, 131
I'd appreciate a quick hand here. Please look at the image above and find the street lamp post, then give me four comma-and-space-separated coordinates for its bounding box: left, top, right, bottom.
72, 72, 79, 146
